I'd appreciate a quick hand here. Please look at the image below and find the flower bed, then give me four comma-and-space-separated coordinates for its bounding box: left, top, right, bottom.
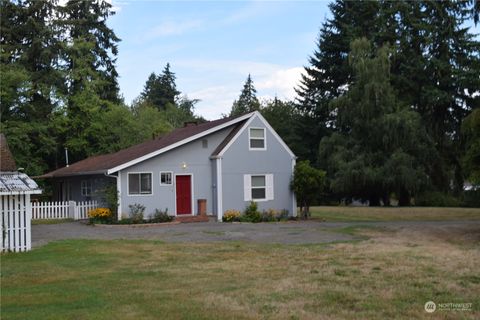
223, 202, 296, 223
88, 204, 174, 225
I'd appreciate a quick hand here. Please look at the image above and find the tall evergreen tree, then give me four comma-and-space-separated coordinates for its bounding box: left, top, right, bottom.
1, 0, 63, 121
0, 0, 63, 174
59, 0, 121, 162
295, 0, 380, 163
297, 0, 480, 193
319, 39, 436, 206
60, 0, 120, 103
140, 63, 180, 111
462, 109, 480, 185
229, 74, 260, 116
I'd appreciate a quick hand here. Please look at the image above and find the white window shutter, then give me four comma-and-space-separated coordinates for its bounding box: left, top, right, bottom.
244, 174, 252, 201
266, 174, 274, 200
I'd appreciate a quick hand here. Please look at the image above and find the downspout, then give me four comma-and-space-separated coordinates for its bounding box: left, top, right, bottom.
291, 157, 297, 217
210, 155, 224, 222
104, 172, 122, 220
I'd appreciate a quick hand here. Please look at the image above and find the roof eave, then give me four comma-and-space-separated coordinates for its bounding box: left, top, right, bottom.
36, 169, 108, 179
0, 189, 42, 195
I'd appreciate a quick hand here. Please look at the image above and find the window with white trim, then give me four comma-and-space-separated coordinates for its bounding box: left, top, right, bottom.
81, 180, 92, 196
249, 128, 266, 150
243, 174, 274, 201
128, 173, 152, 195
160, 172, 172, 185
251, 175, 266, 199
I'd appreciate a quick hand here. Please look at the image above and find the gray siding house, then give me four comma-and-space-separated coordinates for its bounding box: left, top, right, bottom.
40, 112, 296, 221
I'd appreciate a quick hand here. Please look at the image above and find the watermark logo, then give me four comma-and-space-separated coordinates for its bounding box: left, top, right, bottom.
425, 301, 473, 313
425, 301, 436, 313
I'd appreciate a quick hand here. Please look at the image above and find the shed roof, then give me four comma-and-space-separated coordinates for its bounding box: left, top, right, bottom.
0, 133, 17, 171
40, 113, 253, 178
0, 172, 42, 195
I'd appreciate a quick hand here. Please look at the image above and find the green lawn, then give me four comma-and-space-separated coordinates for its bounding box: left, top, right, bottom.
310, 206, 480, 222
2, 222, 479, 319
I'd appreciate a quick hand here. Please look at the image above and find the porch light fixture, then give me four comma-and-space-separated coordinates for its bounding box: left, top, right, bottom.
181, 162, 188, 170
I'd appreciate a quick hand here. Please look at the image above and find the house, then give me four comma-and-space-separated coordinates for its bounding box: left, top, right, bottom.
1, 134, 42, 252
39, 111, 297, 221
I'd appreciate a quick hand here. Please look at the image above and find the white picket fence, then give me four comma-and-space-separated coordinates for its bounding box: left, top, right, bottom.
32, 200, 98, 220
1, 194, 32, 252
75, 201, 98, 220
1, 199, 98, 252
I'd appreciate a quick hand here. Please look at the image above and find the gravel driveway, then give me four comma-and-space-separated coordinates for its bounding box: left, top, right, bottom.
31, 219, 480, 248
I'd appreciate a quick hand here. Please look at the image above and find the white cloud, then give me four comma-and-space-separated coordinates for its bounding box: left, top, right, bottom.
189, 86, 236, 119
146, 19, 203, 39
175, 60, 305, 119
256, 67, 305, 100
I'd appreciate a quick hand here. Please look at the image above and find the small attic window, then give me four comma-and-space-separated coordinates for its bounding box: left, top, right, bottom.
202, 139, 208, 148
249, 128, 266, 150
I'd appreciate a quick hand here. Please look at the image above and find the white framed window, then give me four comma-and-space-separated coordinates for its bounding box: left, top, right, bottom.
81, 180, 92, 197
160, 171, 173, 185
128, 172, 152, 195
249, 128, 266, 150
251, 175, 266, 200
243, 174, 274, 201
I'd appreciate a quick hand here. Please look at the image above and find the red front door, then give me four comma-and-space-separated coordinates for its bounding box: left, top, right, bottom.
176, 175, 192, 215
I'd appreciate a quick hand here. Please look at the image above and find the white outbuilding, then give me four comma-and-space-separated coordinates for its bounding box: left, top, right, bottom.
1, 134, 41, 252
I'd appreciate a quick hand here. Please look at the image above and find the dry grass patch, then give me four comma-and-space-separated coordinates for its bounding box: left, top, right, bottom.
310, 206, 480, 221
2, 224, 479, 319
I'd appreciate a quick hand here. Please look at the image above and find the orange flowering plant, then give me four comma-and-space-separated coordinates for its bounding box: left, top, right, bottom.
223, 209, 241, 222
88, 208, 112, 223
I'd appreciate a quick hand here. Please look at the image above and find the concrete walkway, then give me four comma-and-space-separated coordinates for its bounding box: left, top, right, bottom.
31, 219, 480, 247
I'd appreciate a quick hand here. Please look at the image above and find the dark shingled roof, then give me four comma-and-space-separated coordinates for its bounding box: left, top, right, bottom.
0, 134, 17, 172
211, 121, 245, 157
40, 114, 251, 178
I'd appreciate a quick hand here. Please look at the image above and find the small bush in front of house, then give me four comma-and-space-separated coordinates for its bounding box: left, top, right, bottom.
223, 205, 292, 223
88, 208, 112, 224
129, 203, 145, 224
278, 209, 291, 221
261, 209, 277, 222
241, 201, 261, 222
223, 209, 241, 222
150, 208, 173, 223
260, 209, 292, 222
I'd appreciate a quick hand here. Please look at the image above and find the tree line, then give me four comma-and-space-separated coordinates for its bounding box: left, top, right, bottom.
230, 1, 480, 206
1, 0, 479, 206
1, 0, 200, 176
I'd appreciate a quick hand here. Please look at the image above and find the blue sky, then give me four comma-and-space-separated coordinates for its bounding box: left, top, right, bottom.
107, 1, 479, 120
108, 1, 331, 119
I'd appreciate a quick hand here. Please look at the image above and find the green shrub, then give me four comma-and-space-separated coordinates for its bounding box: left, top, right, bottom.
99, 183, 119, 217
463, 190, 480, 207
415, 192, 462, 207
261, 209, 277, 222
223, 209, 241, 222
128, 203, 145, 224
243, 201, 261, 222
150, 208, 172, 223
278, 209, 290, 221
